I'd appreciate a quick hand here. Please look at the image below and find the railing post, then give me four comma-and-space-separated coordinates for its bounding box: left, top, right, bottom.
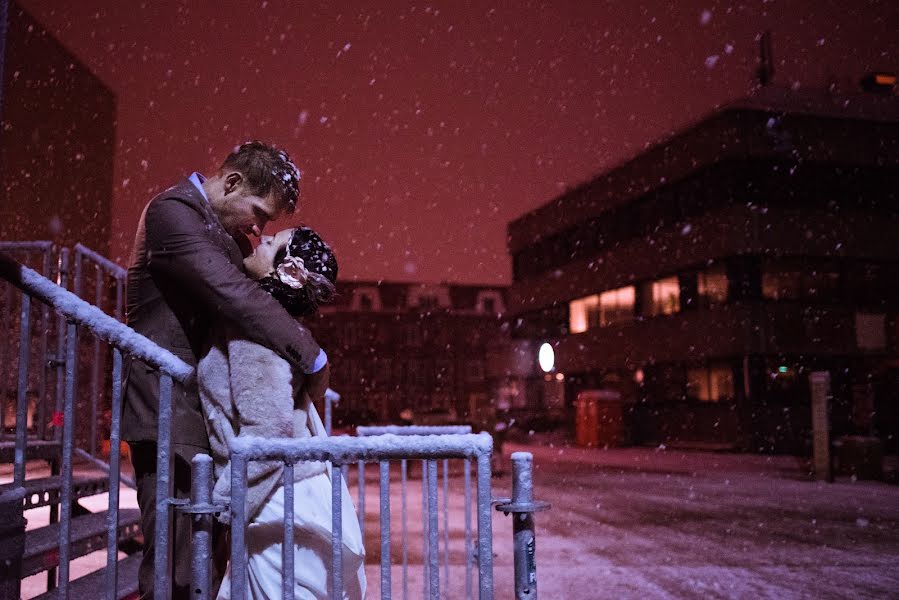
495, 452, 551, 600
14, 293, 31, 487
155, 374, 174, 600
190, 454, 214, 600
476, 451, 494, 600
58, 320, 79, 597
105, 349, 124, 600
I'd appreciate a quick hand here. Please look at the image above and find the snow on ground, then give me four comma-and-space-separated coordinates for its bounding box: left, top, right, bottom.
8, 442, 899, 599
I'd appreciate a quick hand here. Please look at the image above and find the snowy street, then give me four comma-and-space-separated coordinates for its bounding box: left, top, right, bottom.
487, 441, 899, 599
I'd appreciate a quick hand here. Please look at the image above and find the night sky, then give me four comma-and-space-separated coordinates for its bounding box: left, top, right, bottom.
15, 0, 899, 284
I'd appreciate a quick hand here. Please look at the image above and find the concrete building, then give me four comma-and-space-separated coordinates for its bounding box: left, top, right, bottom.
506, 85, 899, 454
0, 0, 116, 254
305, 280, 513, 430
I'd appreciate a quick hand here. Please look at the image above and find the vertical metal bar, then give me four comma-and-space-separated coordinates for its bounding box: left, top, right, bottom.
331, 462, 344, 600
509, 452, 540, 600
464, 459, 473, 600
324, 394, 332, 436
105, 349, 123, 600
358, 460, 365, 532
442, 459, 450, 598
13, 294, 31, 486
0, 283, 11, 440
282, 462, 295, 600
154, 374, 174, 600
114, 276, 124, 322
90, 264, 102, 456
421, 459, 429, 600
476, 453, 494, 600
401, 458, 408, 600
37, 249, 51, 440
57, 321, 78, 596
73, 250, 83, 298
190, 454, 214, 600
427, 460, 439, 600
230, 453, 248, 600
53, 249, 70, 443
379, 460, 391, 600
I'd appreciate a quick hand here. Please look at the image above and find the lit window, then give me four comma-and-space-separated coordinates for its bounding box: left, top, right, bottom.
569, 286, 635, 331
569, 294, 598, 333
645, 276, 680, 316
687, 364, 735, 402
599, 286, 635, 326
698, 266, 728, 305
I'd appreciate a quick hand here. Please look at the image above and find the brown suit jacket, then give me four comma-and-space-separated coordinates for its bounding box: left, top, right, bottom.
121, 178, 322, 447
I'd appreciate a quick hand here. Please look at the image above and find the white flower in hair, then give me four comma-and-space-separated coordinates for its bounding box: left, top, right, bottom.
275, 255, 309, 290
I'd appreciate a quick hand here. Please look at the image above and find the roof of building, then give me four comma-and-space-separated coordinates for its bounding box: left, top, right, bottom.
507, 85, 899, 252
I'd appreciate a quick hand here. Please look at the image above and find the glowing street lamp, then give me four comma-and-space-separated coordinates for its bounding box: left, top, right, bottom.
538, 342, 555, 373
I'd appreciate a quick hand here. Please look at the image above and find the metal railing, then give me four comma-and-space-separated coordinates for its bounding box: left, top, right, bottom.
0, 251, 192, 599
0, 242, 126, 458
357, 425, 474, 599
223, 432, 496, 600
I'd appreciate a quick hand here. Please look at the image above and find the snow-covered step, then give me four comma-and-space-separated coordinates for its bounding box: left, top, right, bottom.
0, 474, 110, 510
0, 439, 61, 463
22, 509, 141, 578
32, 552, 142, 600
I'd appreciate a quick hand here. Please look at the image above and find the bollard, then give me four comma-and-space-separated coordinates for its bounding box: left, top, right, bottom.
495, 452, 550, 600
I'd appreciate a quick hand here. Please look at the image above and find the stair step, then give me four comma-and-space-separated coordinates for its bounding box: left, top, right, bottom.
0, 439, 61, 463
32, 552, 142, 600
23, 509, 142, 578
0, 475, 111, 510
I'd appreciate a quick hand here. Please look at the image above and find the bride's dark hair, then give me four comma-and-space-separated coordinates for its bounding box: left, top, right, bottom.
258, 227, 338, 316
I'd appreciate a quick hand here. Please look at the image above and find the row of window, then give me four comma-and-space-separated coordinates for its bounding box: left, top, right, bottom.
570, 265, 728, 333
567, 260, 897, 335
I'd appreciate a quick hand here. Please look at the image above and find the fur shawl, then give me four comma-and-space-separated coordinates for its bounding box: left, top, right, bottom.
198, 324, 327, 523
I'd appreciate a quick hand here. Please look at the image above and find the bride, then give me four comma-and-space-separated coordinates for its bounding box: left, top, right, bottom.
198, 226, 366, 599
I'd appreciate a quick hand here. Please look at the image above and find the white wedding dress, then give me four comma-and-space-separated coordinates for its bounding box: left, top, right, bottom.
217, 404, 366, 600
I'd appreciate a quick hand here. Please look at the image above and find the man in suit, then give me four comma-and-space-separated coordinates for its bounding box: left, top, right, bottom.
122, 141, 330, 599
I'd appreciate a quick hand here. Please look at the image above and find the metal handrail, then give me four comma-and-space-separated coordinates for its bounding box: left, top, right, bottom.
0, 251, 192, 382
227, 433, 496, 600
74, 243, 127, 280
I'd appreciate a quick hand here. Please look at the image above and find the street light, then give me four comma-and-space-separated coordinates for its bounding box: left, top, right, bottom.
538, 342, 554, 373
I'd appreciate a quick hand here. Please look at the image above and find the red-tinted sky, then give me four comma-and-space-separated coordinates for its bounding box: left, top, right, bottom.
15, 0, 899, 284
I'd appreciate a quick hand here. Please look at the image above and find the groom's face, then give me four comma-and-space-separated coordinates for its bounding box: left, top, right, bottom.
216, 172, 285, 238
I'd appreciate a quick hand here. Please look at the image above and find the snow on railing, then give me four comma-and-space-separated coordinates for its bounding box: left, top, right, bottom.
0, 251, 191, 382
225, 432, 495, 600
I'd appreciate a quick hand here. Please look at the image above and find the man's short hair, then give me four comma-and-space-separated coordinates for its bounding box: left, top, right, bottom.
221, 141, 300, 214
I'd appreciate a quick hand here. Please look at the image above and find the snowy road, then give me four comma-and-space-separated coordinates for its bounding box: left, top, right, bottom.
485, 442, 899, 599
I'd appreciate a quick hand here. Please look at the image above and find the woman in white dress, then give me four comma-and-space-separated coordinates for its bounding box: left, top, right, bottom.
198, 226, 366, 600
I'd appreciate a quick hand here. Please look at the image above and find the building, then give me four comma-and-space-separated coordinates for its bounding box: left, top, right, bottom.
506, 85, 899, 454
305, 280, 513, 430
0, 0, 116, 254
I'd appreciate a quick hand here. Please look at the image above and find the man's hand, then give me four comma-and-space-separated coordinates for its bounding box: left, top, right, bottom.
303, 362, 330, 404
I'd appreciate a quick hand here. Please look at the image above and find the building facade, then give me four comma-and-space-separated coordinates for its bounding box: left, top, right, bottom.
305, 280, 515, 430
506, 86, 899, 454
0, 0, 116, 254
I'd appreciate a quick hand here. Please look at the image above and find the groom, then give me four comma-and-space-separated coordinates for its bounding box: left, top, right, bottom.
122, 141, 330, 599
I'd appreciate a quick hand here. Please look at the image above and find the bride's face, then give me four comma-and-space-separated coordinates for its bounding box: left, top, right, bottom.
243, 228, 296, 279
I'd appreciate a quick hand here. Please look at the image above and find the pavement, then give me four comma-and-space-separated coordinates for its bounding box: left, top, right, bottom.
8, 440, 899, 599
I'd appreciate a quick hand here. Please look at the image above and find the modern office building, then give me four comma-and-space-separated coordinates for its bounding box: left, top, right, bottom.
305, 280, 513, 429
506, 85, 899, 454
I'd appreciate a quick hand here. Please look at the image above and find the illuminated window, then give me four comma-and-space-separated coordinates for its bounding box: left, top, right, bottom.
698, 266, 728, 305
599, 286, 635, 326
687, 364, 735, 402
569, 294, 598, 334
569, 286, 635, 332
644, 276, 680, 316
